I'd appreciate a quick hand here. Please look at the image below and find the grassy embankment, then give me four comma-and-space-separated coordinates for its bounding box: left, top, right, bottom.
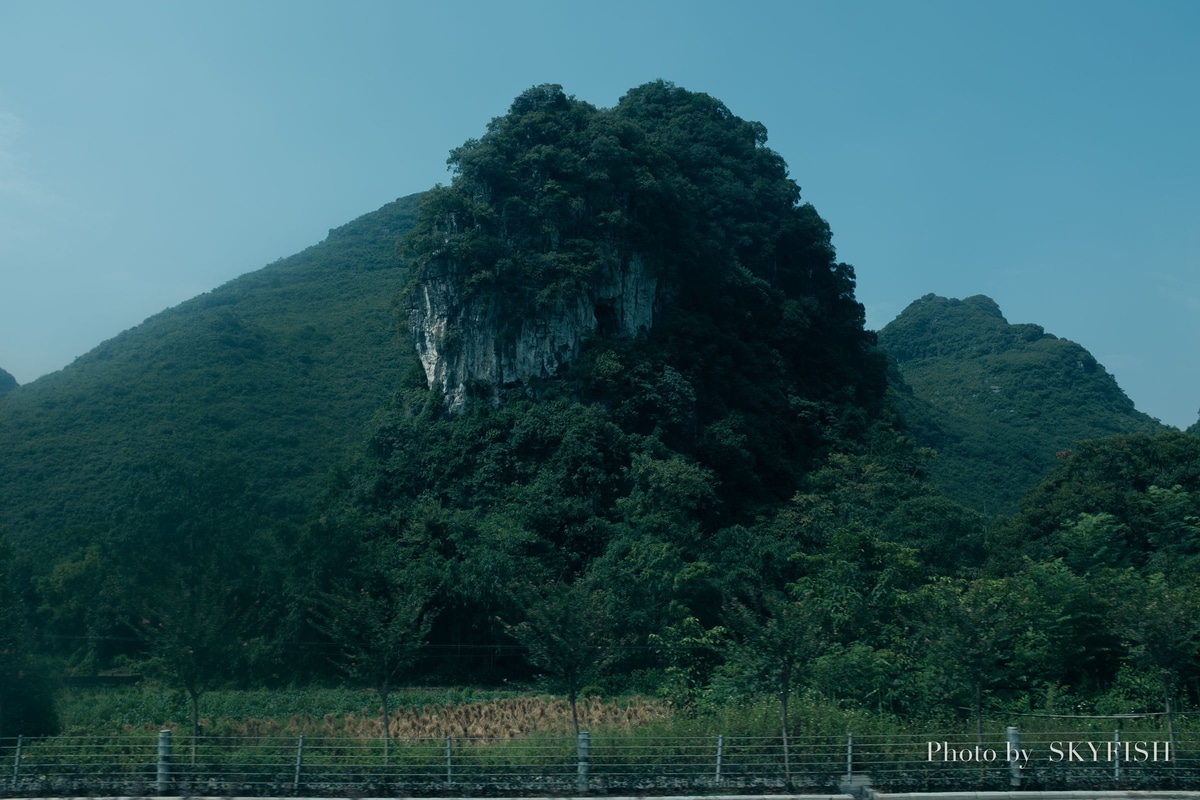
24, 686, 1194, 792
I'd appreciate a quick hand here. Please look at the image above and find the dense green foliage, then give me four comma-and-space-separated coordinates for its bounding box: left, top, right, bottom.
0, 367, 16, 398
404, 81, 885, 509
0, 541, 58, 736
878, 294, 1165, 514
2, 83, 1199, 745
333, 83, 892, 691
0, 195, 422, 565
986, 432, 1200, 729
407, 83, 867, 357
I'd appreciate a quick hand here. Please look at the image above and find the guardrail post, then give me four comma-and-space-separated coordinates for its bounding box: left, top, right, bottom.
157, 729, 172, 793
1007, 726, 1021, 788
10, 735, 21, 788
577, 730, 590, 792
293, 735, 304, 794
715, 733, 723, 784
446, 737, 453, 786
838, 733, 871, 800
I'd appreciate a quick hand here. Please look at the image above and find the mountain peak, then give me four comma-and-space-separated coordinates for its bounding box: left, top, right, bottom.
883, 293, 1053, 364
401, 80, 875, 416
961, 294, 1005, 319
880, 294, 1163, 513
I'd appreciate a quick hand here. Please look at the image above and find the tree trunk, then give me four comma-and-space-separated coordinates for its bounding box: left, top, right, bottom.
1162, 671, 1175, 747
568, 681, 580, 738
974, 682, 983, 745
780, 663, 792, 788
381, 687, 392, 766
189, 686, 200, 766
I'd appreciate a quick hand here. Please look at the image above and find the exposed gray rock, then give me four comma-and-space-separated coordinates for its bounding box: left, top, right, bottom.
409, 252, 657, 411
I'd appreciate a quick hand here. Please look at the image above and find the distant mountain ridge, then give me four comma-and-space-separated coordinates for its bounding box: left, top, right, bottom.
0, 194, 423, 559
878, 294, 1165, 514
1, 252, 1174, 552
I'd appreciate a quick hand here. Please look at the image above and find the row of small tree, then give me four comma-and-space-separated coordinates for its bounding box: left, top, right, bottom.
6, 432, 1200, 756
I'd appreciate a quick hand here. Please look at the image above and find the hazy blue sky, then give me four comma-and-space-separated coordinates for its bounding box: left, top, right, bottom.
2, 1, 1197, 428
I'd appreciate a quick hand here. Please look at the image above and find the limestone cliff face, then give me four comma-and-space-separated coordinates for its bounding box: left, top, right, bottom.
408, 253, 658, 411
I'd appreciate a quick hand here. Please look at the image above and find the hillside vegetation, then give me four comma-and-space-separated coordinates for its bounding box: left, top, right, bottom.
879, 294, 1165, 514
2, 83, 1199, 747
0, 195, 422, 562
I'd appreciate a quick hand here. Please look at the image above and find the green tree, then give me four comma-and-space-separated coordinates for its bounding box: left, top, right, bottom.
908, 564, 1105, 731
35, 545, 118, 673
506, 578, 618, 736
1112, 571, 1200, 744
136, 576, 243, 763
619, 449, 720, 556
914, 577, 1034, 739
995, 431, 1200, 566
311, 538, 436, 764
1143, 485, 1200, 585
0, 541, 58, 738
724, 590, 825, 787
116, 459, 275, 763
1017, 559, 1116, 700
648, 610, 726, 713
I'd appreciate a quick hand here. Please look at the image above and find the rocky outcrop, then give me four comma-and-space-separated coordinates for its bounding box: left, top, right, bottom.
408, 252, 658, 411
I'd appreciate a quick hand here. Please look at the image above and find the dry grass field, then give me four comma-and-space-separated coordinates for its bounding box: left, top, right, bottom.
131, 694, 669, 739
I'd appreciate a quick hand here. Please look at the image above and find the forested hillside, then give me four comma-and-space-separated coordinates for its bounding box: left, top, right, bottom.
0, 367, 16, 397
879, 294, 1165, 514
0, 194, 422, 563
310, 82, 904, 697
3, 83, 1200, 744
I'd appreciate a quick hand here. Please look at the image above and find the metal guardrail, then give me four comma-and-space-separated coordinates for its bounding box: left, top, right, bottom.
2, 729, 1198, 796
